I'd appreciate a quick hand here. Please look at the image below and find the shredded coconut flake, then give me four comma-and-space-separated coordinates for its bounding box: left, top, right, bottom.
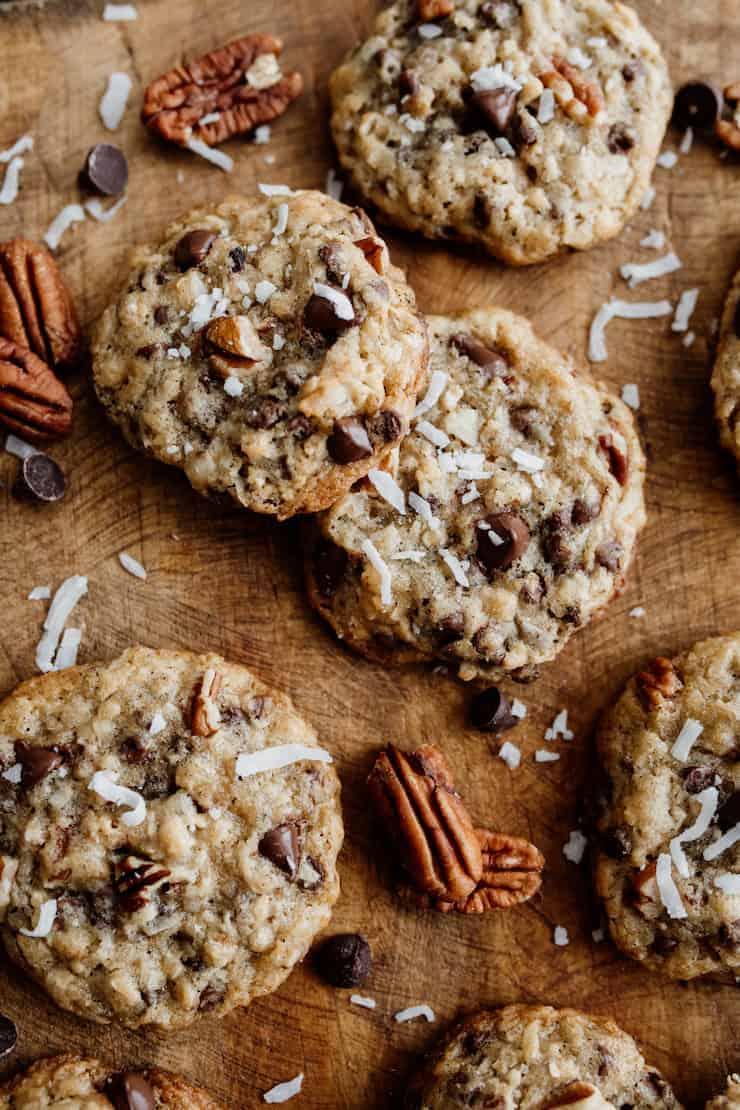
5, 433, 37, 459
0, 157, 24, 205
235, 744, 332, 779
553, 925, 569, 946
679, 127, 694, 155
89, 770, 146, 826
672, 288, 699, 332
640, 228, 665, 250
85, 193, 127, 222
36, 575, 88, 673
44, 204, 86, 250
656, 150, 678, 169
498, 740, 521, 769
99, 72, 132, 130
263, 1074, 304, 1104
350, 994, 377, 1009
535, 750, 560, 763
563, 830, 588, 864
440, 549, 469, 588
682, 330, 696, 348
704, 822, 740, 862
254, 124, 271, 145
325, 168, 343, 200
19, 898, 57, 938
272, 202, 289, 241
416, 420, 449, 448
393, 549, 425, 563
494, 136, 516, 157
670, 787, 719, 877
511, 446, 544, 473
28, 586, 51, 601
362, 538, 392, 606
537, 88, 555, 124
149, 711, 166, 735
368, 468, 406, 514
588, 298, 673, 362
592, 926, 606, 943
53, 627, 81, 670
118, 551, 147, 580
545, 709, 573, 742
620, 251, 681, 288
198, 112, 221, 127
0, 134, 33, 162
1, 763, 22, 784
566, 46, 591, 68
258, 183, 293, 196
414, 370, 447, 419
103, 2, 138, 18
313, 282, 354, 321
470, 64, 521, 93
511, 698, 526, 719
224, 376, 244, 398
621, 383, 640, 410
671, 718, 703, 762
255, 280, 277, 304
629, 606, 645, 618
185, 134, 233, 172
417, 23, 442, 38
656, 852, 687, 918
640, 186, 656, 210
715, 873, 740, 894
394, 1004, 435, 1023
408, 491, 440, 530
400, 112, 426, 133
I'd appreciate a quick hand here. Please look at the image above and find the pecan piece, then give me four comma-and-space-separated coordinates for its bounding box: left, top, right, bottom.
0, 240, 83, 374
435, 829, 544, 913
368, 744, 482, 901
353, 237, 384, 274
142, 35, 303, 148
631, 860, 660, 919
191, 668, 222, 736
417, 0, 454, 21
541, 58, 604, 122
205, 314, 271, 364
635, 657, 683, 710
114, 855, 172, 913
538, 1082, 607, 1110
0, 338, 73, 442
715, 83, 740, 151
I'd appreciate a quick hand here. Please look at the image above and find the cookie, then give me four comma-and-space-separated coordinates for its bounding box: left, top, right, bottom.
707, 1078, 740, 1110
0, 1054, 223, 1109
405, 1004, 683, 1109
329, 0, 672, 266
0, 647, 343, 1028
92, 191, 428, 519
594, 635, 740, 981
711, 268, 740, 472
306, 308, 645, 684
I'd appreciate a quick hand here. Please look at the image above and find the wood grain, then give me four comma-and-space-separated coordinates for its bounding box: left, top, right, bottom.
0, 0, 738, 1106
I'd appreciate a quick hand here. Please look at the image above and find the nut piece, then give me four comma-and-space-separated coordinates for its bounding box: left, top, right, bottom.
205, 315, 271, 363
541, 58, 605, 121
631, 860, 660, 918
715, 84, 740, 151
142, 34, 304, 148
538, 1082, 611, 1110
0, 338, 73, 442
191, 668, 222, 737
417, 0, 454, 18
353, 237, 384, 274
635, 657, 683, 710
114, 855, 172, 913
0, 239, 83, 374
435, 829, 544, 913
368, 744, 483, 901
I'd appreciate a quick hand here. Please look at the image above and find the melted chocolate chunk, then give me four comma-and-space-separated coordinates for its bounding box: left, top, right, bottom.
103, 1072, 156, 1110
476, 512, 530, 575
717, 791, 740, 832
469, 87, 518, 134
259, 822, 301, 879
602, 826, 631, 859
327, 417, 372, 463
315, 933, 372, 988
314, 542, 348, 598
12, 454, 66, 504
174, 229, 216, 270
607, 123, 637, 153
304, 290, 355, 333
367, 409, 403, 444
451, 333, 508, 378
0, 1013, 17, 1060
470, 687, 517, 733
14, 741, 62, 787
244, 397, 286, 429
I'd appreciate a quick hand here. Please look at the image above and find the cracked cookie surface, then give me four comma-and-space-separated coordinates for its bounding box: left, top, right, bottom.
330, 0, 671, 265
306, 308, 645, 684
594, 635, 740, 981
92, 191, 427, 518
405, 1004, 682, 1110
712, 268, 740, 473
0, 647, 343, 1029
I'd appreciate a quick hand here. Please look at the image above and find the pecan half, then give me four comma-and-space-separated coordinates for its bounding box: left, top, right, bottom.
114, 855, 172, 912
368, 744, 482, 901
715, 83, 740, 151
541, 58, 604, 122
417, 0, 454, 20
0, 338, 73, 442
635, 657, 683, 710
0, 239, 83, 374
191, 668, 222, 736
435, 829, 544, 913
142, 35, 303, 148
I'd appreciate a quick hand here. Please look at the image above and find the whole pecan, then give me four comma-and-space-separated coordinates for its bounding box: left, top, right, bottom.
142, 34, 303, 148
635, 657, 683, 711
0, 239, 83, 374
191, 668, 222, 737
416, 0, 454, 20
114, 855, 172, 913
541, 58, 605, 122
435, 829, 544, 913
368, 744, 482, 901
0, 338, 73, 442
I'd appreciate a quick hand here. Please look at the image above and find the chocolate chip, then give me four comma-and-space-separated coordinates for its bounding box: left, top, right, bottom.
296, 854, 325, 891
470, 86, 518, 134
103, 1072, 156, 1110
572, 497, 601, 524
476, 512, 530, 576
229, 246, 246, 272
328, 417, 372, 463
470, 687, 517, 732
602, 826, 631, 859
734, 300, 740, 339
304, 291, 355, 333
511, 113, 537, 149
14, 741, 63, 787
672, 80, 724, 131
599, 435, 628, 485
0, 1014, 17, 1060
174, 229, 216, 270
683, 766, 718, 794
198, 983, 226, 1012
244, 397, 285, 429
153, 305, 169, 326
135, 344, 162, 360
120, 737, 152, 764
473, 192, 494, 229
651, 932, 679, 956
451, 333, 508, 378
12, 453, 66, 504
259, 823, 301, 879
596, 540, 622, 572
368, 409, 403, 443
607, 123, 636, 153
717, 792, 740, 832
621, 59, 643, 82
399, 69, 420, 97
82, 143, 128, 196
314, 542, 348, 598
315, 933, 372, 988
436, 612, 465, 648
543, 509, 572, 569
286, 414, 314, 441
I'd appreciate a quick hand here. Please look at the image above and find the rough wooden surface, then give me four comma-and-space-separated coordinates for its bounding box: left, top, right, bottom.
0, 0, 738, 1106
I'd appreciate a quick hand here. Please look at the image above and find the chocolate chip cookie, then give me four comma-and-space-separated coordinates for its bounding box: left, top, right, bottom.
707, 1078, 740, 1110
405, 1004, 683, 1109
306, 308, 645, 683
0, 647, 343, 1028
712, 267, 740, 473
594, 635, 740, 981
330, 0, 672, 265
0, 1054, 223, 1108
92, 191, 428, 518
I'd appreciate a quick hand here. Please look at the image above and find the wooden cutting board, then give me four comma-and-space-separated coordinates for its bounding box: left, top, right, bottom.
0, 0, 738, 1106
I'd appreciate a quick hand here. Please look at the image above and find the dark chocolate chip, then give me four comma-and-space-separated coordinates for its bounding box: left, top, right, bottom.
651, 933, 679, 956
198, 983, 226, 1012
12, 453, 66, 504
572, 497, 601, 524
621, 59, 643, 82
103, 1072, 156, 1110
304, 290, 355, 333
470, 687, 517, 732
717, 792, 740, 832
174, 229, 216, 271
451, 333, 508, 378
595, 540, 623, 571
599, 435, 628, 485
14, 741, 63, 787
135, 344, 162, 360
259, 822, 301, 879
543, 509, 573, 569
473, 192, 494, 229
244, 398, 285, 429
229, 246, 246, 272
314, 542, 348, 598
120, 737, 152, 764
683, 766, 719, 794
436, 612, 465, 647
607, 123, 636, 153
0, 1013, 17, 1060
82, 143, 128, 196
367, 409, 403, 443
476, 512, 530, 575
399, 69, 420, 97
511, 113, 537, 149
153, 305, 169, 326
469, 86, 518, 134
315, 933, 372, 988
286, 414, 314, 441
734, 300, 740, 339
328, 417, 372, 463
602, 826, 631, 859
672, 80, 724, 131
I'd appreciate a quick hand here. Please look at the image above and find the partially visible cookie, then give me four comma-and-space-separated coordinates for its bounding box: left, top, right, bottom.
92, 190, 428, 519
0, 1054, 223, 1108
711, 268, 740, 472
306, 308, 645, 684
0, 647, 343, 1029
707, 1077, 740, 1110
330, 0, 672, 265
405, 1004, 683, 1109
594, 635, 740, 981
